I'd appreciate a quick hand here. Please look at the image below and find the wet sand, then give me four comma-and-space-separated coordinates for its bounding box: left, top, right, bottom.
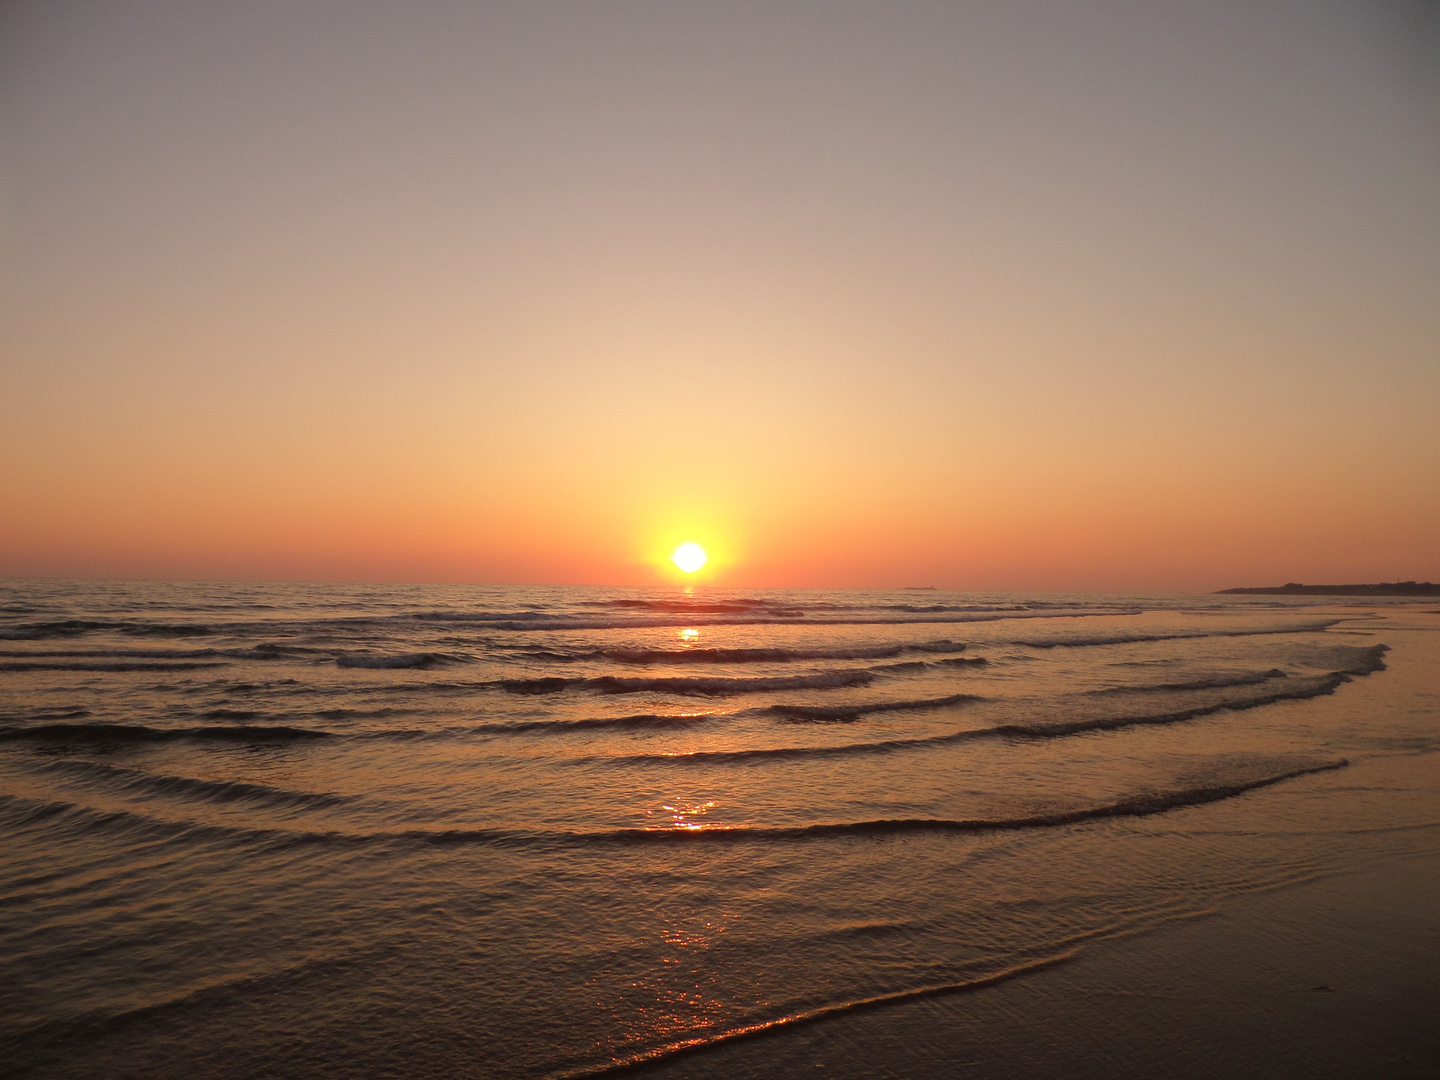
634, 850, 1439, 1080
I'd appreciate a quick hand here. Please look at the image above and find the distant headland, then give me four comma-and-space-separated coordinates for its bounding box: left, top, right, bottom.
1216, 581, 1440, 596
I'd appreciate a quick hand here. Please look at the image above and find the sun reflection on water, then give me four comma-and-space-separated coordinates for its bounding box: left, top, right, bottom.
646, 799, 718, 831
585, 906, 741, 1059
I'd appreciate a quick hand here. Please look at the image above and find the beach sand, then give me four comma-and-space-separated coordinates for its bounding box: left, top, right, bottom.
633, 852, 1439, 1079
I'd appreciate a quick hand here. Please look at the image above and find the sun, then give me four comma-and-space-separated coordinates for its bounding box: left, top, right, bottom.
671, 542, 707, 574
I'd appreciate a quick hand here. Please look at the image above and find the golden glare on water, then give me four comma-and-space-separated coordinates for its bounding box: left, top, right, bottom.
671, 543, 707, 573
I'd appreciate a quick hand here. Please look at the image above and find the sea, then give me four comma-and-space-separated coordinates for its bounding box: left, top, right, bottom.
2, 580, 1437, 1079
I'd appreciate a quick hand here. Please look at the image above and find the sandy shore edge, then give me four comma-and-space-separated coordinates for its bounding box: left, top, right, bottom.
634, 849, 1440, 1079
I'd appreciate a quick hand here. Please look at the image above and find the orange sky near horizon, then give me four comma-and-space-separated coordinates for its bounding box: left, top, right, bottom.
2, 1, 1438, 592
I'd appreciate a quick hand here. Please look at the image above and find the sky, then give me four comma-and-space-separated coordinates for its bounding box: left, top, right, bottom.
2, 0, 1438, 591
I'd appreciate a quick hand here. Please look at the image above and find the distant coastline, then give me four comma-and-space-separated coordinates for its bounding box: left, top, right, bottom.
1216, 582, 1440, 596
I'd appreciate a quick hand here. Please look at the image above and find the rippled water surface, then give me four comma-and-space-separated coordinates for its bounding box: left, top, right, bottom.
2, 582, 1437, 1078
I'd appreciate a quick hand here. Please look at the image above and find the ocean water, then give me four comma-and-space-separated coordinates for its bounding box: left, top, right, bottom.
2, 581, 1437, 1079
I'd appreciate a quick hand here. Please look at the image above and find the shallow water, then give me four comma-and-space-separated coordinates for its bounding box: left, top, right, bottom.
1, 582, 1435, 1078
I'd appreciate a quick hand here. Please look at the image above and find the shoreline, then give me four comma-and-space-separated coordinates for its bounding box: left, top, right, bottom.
634, 850, 1440, 1079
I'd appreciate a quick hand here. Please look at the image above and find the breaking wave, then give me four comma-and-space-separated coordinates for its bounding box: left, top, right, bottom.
1311, 644, 1390, 675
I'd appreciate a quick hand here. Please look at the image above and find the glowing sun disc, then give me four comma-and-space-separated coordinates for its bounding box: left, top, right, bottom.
672, 543, 707, 573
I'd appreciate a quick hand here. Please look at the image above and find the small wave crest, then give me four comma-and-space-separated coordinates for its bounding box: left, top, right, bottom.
769, 693, 981, 724
0, 647, 217, 660
995, 673, 1354, 739
335, 651, 460, 670
311, 707, 416, 720
1010, 621, 1343, 649
551, 952, 1077, 1079
30, 757, 346, 810
1084, 669, 1288, 696
474, 713, 721, 735
0, 722, 331, 745
496, 670, 878, 697
519, 760, 1352, 848
574, 640, 967, 665
225, 643, 324, 661
0, 619, 218, 641
0, 644, 322, 665
599, 730, 972, 765
349, 759, 1353, 850
0, 660, 230, 672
